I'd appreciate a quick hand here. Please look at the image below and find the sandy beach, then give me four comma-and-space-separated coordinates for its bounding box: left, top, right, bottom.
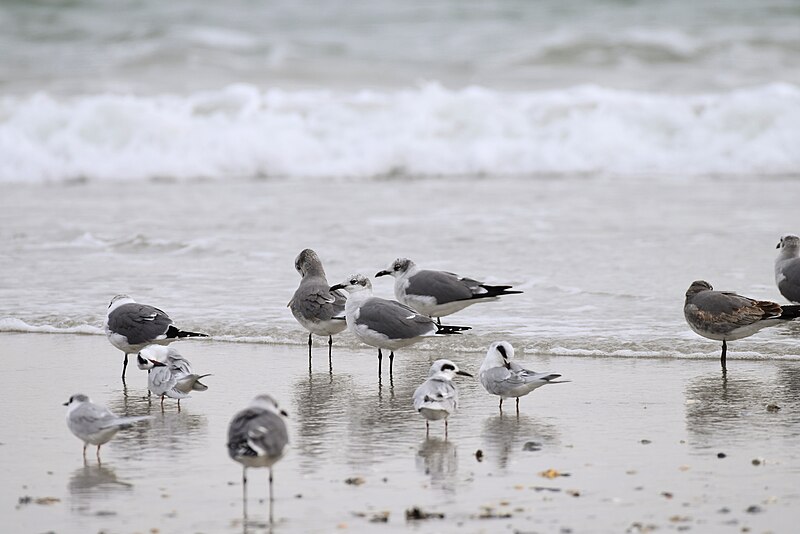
2, 331, 798, 533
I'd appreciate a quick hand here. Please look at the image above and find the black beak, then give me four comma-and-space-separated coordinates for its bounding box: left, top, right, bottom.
777, 242, 781, 249
456, 370, 473, 378
375, 270, 390, 277
329, 284, 344, 292
280, 409, 289, 418
62, 401, 69, 406
151, 359, 166, 367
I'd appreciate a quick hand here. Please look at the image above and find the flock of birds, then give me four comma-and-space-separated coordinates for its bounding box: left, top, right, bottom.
63, 233, 800, 512
63, 248, 561, 509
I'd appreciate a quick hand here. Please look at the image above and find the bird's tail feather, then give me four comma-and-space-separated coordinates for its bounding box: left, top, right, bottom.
108, 415, 153, 429
166, 325, 209, 339
473, 284, 523, 299
192, 373, 212, 391
779, 304, 800, 320
436, 324, 472, 335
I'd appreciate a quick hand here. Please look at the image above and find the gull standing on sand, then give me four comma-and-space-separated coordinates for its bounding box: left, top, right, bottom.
479, 341, 565, 414
329, 274, 470, 374
413, 359, 472, 437
775, 235, 800, 303
375, 258, 522, 323
104, 295, 208, 381
137, 346, 210, 407
227, 394, 289, 511
64, 394, 151, 462
684, 280, 800, 371
288, 249, 347, 365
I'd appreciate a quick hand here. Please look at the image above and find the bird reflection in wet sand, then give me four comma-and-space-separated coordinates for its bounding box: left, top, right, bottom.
416, 437, 458, 492
68, 464, 132, 514
105, 389, 209, 456
481, 414, 561, 469
685, 368, 800, 444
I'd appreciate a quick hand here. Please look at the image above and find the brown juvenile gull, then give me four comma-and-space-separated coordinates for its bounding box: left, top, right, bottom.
775, 234, 800, 303
104, 295, 208, 381
683, 280, 800, 371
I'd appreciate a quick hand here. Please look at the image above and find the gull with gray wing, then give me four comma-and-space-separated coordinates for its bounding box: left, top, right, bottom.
104, 295, 208, 381
775, 234, 800, 303
227, 394, 289, 516
376, 258, 522, 322
137, 346, 210, 408
479, 341, 566, 414
288, 249, 347, 366
413, 359, 472, 437
330, 274, 470, 375
64, 394, 151, 462
684, 280, 800, 371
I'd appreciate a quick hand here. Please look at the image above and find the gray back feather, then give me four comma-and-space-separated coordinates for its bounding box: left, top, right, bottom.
778, 259, 800, 303
227, 408, 288, 461
406, 270, 474, 304
108, 303, 173, 344
356, 298, 435, 340
413, 377, 458, 412
290, 276, 346, 321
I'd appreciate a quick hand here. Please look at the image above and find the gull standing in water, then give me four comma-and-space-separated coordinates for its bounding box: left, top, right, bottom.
227, 394, 289, 523
775, 234, 800, 303
288, 249, 347, 367
413, 359, 472, 437
684, 280, 800, 371
330, 274, 470, 375
479, 341, 565, 414
64, 394, 151, 462
375, 258, 522, 324
137, 346, 210, 408
104, 295, 208, 381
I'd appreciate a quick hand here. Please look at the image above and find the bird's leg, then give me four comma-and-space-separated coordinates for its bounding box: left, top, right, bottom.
328, 335, 333, 373
445, 419, 448, 439
96, 444, 102, 464
307, 332, 313, 358
516, 398, 520, 416
269, 467, 274, 503
426, 420, 429, 437
499, 398, 503, 413
268, 468, 275, 525
82, 443, 88, 461
242, 466, 248, 526
122, 353, 129, 381
377, 349, 383, 376
436, 317, 442, 327
177, 399, 181, 413
389, 351, 394, 375
721, 340, 727, 372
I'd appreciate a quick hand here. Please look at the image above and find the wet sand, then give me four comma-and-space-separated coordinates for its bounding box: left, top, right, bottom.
2, 332, 799, 533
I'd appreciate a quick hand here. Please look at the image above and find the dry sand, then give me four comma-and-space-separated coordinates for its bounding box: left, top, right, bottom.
2, 332, 799, 533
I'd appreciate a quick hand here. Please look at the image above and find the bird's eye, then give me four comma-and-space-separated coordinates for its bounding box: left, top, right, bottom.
350, 279, 357, 285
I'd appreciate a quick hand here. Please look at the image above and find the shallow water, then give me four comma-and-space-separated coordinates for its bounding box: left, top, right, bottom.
3, 333, 800, 533
2, 176, 800, 362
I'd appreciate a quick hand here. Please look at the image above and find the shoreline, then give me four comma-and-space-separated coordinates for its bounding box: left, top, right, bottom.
2, 332, 798, 533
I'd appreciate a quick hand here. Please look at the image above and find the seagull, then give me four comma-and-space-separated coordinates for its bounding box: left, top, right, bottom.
288, 249, 347, 365
775, 235, 800, 303
64, 393, 151, 462
413, 359, 472, 437
684, 280, 800, 371
227, 394, 289, 510
375, 258, 522, 323
329, 274, 470, 374
137, 346, 210, 407
104, 295, 208, 381
479, 341, 565, 414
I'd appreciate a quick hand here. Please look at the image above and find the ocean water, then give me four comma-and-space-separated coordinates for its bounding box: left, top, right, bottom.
1, 0, 800, 361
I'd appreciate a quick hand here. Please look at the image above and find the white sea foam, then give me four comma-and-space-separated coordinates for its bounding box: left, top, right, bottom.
1, 83, 798, 183
0, 318, 103, 336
